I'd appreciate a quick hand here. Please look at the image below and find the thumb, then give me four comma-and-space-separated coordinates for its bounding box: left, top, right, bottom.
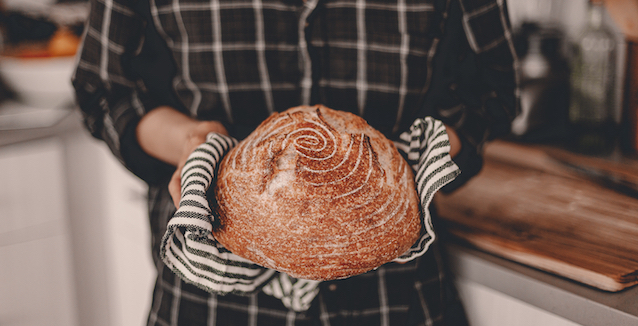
169, 169, 182, 209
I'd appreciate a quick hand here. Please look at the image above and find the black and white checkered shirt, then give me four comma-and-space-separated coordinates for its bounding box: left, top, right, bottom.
73, 0, 518, 325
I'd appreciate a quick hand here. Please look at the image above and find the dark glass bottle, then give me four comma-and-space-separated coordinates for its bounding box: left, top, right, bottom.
512, 24, 570, 143
568, 0, 617, 155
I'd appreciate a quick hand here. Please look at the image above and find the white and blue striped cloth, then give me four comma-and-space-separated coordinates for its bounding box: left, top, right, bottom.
160, 116, 460, 312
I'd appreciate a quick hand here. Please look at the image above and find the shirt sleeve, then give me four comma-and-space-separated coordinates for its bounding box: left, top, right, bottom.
72, 0, 175, 185
421, 0, 520, 191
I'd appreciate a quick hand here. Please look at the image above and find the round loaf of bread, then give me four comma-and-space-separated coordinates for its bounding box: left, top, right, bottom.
213, 105, 421, 280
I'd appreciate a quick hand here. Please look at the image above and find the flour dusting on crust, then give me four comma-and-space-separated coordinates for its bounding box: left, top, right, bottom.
213, 105, 421, 280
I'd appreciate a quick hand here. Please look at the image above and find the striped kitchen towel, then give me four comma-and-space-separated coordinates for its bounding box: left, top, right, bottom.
160, 116, 459, 311
393, 117, 461, 262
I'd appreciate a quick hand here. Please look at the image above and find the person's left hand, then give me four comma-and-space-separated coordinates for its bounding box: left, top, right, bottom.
444, 124, 461, 158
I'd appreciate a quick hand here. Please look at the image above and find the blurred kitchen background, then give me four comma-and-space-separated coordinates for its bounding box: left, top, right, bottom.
0, 0, 636, 326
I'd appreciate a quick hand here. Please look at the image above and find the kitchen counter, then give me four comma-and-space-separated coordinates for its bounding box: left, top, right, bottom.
0, 101, 79, 147
0, 102, 154, 326
446, 242, 638, 326
436, 140, 638, 326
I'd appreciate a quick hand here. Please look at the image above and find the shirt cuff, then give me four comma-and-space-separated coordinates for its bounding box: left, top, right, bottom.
120, 118, 176, 186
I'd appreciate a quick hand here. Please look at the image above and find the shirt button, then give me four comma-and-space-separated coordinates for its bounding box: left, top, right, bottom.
328, 284, 337, 291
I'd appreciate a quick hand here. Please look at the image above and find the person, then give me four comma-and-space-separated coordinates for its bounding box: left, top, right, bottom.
72, 0, 518, 325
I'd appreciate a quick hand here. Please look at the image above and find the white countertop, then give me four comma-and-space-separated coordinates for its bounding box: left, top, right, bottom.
0, 101, 79, 147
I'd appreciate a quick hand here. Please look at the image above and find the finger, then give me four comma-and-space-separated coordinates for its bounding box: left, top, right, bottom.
169, 170, 181, 208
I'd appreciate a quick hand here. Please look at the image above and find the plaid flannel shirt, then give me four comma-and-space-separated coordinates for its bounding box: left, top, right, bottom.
72, 0, 518, 325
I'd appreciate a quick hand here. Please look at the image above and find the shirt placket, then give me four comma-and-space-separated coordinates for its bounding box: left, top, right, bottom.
298, 0, 320, 105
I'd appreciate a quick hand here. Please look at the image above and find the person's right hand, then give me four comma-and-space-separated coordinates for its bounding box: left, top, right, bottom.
167, 120, 228, 208
136, 106, 228, 208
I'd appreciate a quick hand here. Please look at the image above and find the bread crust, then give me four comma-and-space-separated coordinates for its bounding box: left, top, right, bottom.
213, 105, 421, 280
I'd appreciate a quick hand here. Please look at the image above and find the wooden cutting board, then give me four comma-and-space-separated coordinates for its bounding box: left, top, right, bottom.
434, 141, 638, 292
605, 0, 638, 41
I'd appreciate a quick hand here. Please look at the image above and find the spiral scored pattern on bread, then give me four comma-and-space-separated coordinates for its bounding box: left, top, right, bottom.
213, 105, 421, 280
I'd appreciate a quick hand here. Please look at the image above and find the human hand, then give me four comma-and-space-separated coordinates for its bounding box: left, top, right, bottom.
136, 106, 228, 208
168, 120, 228, 208
444, 124, 461, 158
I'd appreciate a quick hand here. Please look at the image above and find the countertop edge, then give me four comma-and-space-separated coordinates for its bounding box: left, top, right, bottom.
445, 242, 638, 326
0, 107, 83, 147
